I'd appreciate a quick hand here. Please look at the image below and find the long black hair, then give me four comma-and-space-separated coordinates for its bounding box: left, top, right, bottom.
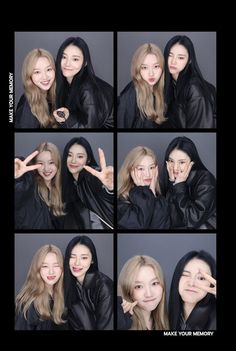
61, 137, 98, 203
161, 136, 209, 195
168, 250, 216, 330
55, 36, 103, 113
64, 235, 98, 308
164, 35, 215, 107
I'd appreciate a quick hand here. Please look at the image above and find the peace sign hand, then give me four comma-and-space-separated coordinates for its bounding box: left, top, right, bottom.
83, 148, 114, 191
15, 150, 41, 179
195, 270, 217, 297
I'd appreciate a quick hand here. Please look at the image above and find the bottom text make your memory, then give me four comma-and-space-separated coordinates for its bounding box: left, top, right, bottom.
163, 331, 214, 336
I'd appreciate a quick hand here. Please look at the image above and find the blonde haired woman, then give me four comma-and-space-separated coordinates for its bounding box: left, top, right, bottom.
15, 142, 65, 229
15, 49, 68, 128
15, 244, 67, 330
118, 43, 167, 128
117, 146, 170, 229
118, 255, 169, 330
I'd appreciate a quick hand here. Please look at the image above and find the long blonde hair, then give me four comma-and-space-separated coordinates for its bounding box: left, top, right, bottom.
33, 142, 65, 216
118, 146, 161, 200
15, 245, 65, 324
22, 48, 57, 128
131, 43, 166, 124
118, 255, 169, 330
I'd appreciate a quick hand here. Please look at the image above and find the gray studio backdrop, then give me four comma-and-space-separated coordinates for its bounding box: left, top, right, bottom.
117, 233, 216, 299
15, 132, 113, 166
15, 233, 113, 295
117, 132, 216, 177
14, 31, 113, 107
118, 31, 216, 94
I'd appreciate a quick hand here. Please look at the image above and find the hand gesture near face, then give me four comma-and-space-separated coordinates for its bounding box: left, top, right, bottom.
121, 298, 138, 315
83, 148, 114, 191
195, 270, 217, 297
53, 107, 70, 123
131, 166, 158, 196
166, 161, 194, 184
15, 150, 41, 179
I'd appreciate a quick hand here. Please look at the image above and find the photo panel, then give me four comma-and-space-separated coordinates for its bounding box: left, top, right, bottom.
14, 31, 114, 129
15, 232, 114, 330
117, 233, 216, 332
117, 132, 216, 230
15, 132, 114, 230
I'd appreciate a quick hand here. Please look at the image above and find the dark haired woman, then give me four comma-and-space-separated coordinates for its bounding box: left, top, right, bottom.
161, 136, 216, 229
164, 35, 216, 128
62, 137, 114, 229
55, 37, 113, 128
64, 235, 113, 330
169, 250, 216, 330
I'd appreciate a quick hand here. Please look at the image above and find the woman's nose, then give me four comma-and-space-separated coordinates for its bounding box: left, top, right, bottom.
173, 163, 179, 171
188, 277, 196, 287
144, 168, 150, 176
49, 266, 54, 274
149, 68, 154, 76
144, 286, 152, 297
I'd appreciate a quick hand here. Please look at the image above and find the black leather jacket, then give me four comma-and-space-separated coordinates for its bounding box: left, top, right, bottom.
117, 296, 132, 330
62, 76, 113, 129
15, 301, 67, 330
68, 170, 114, 229
167, 77, 216, 128
117, 82, 167, 129
15, 172, 63, 229
166, 169, 216, 229
67, 271, 113, 330
179, 303, 216, 330
15, 95, 42, 128
118, 186, 170, 229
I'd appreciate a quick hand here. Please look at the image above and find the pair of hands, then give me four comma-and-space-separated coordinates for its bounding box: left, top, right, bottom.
14, 148, 114, 191
53, 108, 70, 124
166, 161, 194, 185
194, 270, 217, 297
131, 166, 158, 196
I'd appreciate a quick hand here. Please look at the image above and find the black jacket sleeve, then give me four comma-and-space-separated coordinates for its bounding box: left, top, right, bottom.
117, 296, 132, 330
66, 77, 113, 129
68, 272, 113, 330
77, 171, 114, 228
117, 82, 138, 128
167, 170, 216, 229
15, 304, 40, 330
117, 186, 156, 229
15, 95, 41, 128
15, 171, 35, 210
183, 79, 215, 128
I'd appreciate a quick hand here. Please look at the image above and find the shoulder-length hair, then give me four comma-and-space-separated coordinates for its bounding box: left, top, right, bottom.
168, 250, 216, 330
55, 37, 103, 111
33, 142, 65, 216
118, 255, 169, 330
118, 146, 161, 200
64, 236, 98, 308
61, 137, 98, 204
131, 43, 166, 124
15, 244, 65, 324
164, 35, 214, 107
22, 48, 56, 128
161, 136, 209, 195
